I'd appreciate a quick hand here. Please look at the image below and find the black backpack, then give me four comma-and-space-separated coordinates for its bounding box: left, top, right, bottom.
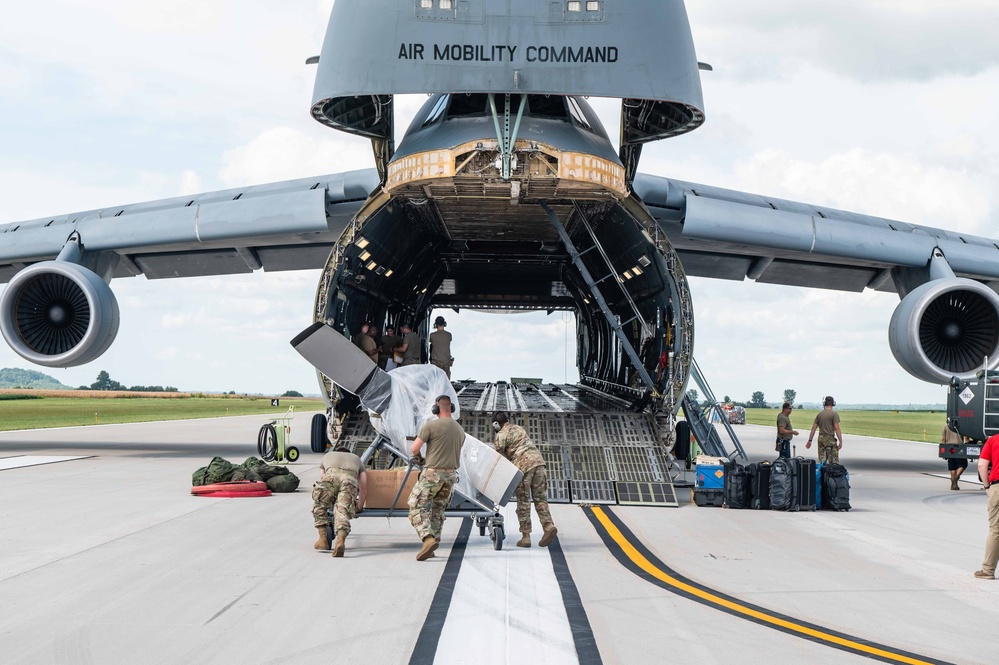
822, 463, 851, 511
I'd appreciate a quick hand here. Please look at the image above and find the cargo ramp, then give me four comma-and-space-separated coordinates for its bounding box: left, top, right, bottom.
334, 381, 680, 507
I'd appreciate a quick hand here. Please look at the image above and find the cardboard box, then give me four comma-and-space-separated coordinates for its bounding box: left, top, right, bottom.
364, 468, 419, 510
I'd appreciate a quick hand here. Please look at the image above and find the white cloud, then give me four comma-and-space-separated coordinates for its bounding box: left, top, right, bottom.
219, 126, 372, 187
735, 147, 993, 234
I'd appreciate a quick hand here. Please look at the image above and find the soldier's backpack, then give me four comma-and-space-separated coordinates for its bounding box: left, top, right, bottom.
822, 463, 851, 511
769, 457, 798, 511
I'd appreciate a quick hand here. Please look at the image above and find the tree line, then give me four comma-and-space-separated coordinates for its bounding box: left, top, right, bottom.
686, 388, 801, 409
79, 370, 178, 393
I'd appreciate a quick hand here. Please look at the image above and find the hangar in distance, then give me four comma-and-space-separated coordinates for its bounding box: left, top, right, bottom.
2, 0, 999, 420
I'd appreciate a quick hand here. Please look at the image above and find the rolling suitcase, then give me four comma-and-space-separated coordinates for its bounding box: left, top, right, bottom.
822, 463, 851, 511
748, 462, 772, 510
723, 461, 750, 509
769, 457, 798, 511
795, 457, 817, 511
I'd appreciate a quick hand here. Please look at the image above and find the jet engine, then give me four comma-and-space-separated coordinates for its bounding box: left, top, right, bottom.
0, 261, 120, 367
888, 278, 999, 384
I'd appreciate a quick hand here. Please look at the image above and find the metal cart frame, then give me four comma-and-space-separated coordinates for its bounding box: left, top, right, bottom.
323, 434, 506, 550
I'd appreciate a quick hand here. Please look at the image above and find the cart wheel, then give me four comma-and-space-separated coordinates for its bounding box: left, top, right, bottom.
286, 446, 300, 462
257, 423, 277, 461
325, 524, 334, 551
310, 413, 328, 453
491, 525, 504, 551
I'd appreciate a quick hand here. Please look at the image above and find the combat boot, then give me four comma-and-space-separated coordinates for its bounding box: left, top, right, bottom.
516, 534, 531, 548
332, 530, 347, 558
314, 527, 329, 550
538, 525, 558, 548
417, 535, 439, 561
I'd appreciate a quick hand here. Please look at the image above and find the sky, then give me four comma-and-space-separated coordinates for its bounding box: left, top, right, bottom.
1, 0, 997, 405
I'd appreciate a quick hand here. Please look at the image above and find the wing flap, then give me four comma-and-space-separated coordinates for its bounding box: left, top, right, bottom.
635, 174, 999, 287
0, 169, 379, 283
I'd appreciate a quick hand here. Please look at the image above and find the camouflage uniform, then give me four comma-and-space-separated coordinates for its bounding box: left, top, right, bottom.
495, 423, 554, 535
312, 468, 359, 535
408, 467, 458, 540
813, 408, 841, 465
817, 435, 839, 465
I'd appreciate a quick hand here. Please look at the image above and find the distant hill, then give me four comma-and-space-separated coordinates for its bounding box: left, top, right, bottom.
0, 368, 72, 390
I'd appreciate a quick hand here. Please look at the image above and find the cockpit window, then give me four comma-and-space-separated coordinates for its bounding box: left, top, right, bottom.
566, 97, 592, 131
447, 93, 489, 117
527, 95, 568, 120
422, 94, 450, 128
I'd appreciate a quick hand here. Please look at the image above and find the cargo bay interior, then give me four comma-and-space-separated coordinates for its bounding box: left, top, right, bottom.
311, 94, 699, 506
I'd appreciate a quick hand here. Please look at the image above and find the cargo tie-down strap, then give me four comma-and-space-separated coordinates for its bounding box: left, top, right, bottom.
585, 506, 952, 665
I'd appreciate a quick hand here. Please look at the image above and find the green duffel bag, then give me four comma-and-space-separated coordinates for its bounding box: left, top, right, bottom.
240, 456, 266, 470
192, 466, 210, 486
251, 464, 288, 481
230, 468, 263, 482
204, 456, 236, 484
266, 471, 300, 493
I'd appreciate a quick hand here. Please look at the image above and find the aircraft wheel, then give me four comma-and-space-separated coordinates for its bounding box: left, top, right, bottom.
286, 446, 300, 462
311, 413, 328, 453
491, 525, 504, 551
257, 423, 277, 461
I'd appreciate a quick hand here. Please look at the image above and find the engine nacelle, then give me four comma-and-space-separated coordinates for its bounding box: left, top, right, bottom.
889, 278, 999, 384
0, 261, 120, 368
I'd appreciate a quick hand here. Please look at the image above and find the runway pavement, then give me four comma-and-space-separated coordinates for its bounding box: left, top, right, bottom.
0, 414, 996, 664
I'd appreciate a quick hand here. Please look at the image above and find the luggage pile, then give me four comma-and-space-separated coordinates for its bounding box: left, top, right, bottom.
191, 456, 301, 496
693, 456, 851, 512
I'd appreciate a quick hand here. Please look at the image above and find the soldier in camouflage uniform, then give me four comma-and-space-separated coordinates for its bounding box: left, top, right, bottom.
806, 395, 844, 465
409, 395, 465, 561
492, 411, 558, 548
312, 444, 367, 557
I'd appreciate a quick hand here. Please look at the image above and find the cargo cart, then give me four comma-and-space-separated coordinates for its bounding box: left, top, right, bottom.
321, 434, 507, 551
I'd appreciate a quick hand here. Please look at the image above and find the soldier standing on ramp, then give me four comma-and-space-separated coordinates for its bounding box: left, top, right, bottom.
313, 444, 368, 557
429, 315, 453, 378
492, 411, 558, 548
409, 395, 465, 561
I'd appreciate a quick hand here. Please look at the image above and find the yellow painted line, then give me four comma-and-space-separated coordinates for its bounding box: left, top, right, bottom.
591, 506, 939, 665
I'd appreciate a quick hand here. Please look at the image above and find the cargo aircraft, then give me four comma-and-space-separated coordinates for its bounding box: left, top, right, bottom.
3, 0, 999, 423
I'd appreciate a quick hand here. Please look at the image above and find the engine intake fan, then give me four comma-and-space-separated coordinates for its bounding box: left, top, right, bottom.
889, 278, 999, 384
0, 261, 120, 367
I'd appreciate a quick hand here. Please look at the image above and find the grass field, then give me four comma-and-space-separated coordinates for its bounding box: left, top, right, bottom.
0, 394, 324, 432
741, 408, 946, 443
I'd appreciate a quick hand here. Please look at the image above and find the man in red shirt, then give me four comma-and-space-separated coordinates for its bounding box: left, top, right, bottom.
975, 433, 999, 580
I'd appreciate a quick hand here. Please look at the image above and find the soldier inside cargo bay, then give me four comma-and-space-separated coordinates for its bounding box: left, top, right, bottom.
492, 411, 558, 548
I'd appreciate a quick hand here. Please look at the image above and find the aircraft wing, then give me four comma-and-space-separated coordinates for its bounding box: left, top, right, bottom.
0, 169, 379, 284
634, 173, 999, 294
